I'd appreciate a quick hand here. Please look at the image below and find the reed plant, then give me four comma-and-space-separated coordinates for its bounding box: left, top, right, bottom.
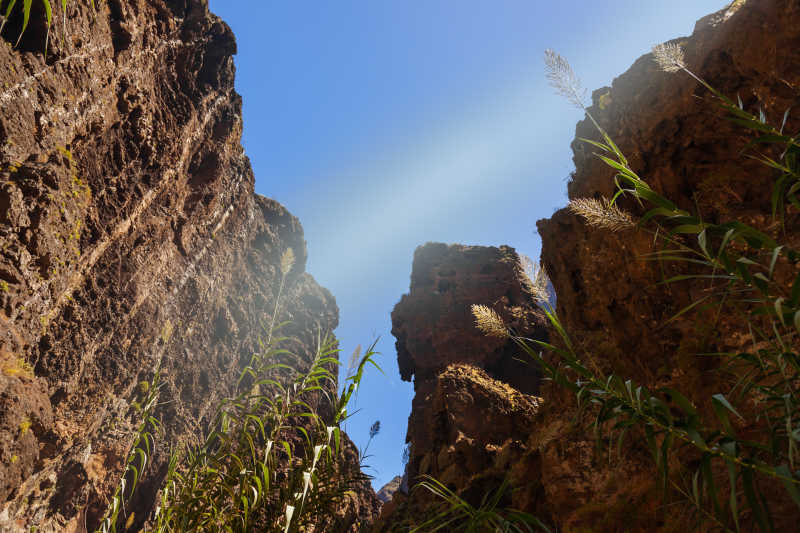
409, 476, 552, 533
95, 368, 164, 533
0, 0, 94, 52
470, 46, 800, 531
92, 248, 381, 532
144, 249, 380, 532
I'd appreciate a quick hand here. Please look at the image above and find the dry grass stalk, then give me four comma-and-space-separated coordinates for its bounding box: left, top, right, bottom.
544, 48, 587, 110
471, 304, 508, 338
568, 197, 636, 232
280, 248, 295, 275
652, 42, 686, 73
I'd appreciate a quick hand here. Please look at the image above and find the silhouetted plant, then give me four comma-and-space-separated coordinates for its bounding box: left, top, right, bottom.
0, 0, 95, 52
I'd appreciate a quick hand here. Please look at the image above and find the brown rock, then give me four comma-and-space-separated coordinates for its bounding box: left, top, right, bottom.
376, 475, 402, 504
392, 242, 546, 393
378, 243, 548, 529
0, 0, 377, 530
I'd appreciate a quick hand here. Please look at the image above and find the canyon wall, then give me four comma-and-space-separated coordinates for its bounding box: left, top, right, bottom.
0, 1, 377, 531
381, 0, 800, 531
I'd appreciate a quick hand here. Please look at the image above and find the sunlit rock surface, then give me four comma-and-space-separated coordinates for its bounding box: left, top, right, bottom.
0, 0, 378, 530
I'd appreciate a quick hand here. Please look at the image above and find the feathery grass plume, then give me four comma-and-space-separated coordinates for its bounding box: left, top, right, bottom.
652, 42, 686, 73
568, 197, 636, 232
345, 344, 361, 380
520, 254, 551, 306
544, 48, 587, 110
471, 304, 508, 338
280, 247, 295, 275
531, 263, 551, 306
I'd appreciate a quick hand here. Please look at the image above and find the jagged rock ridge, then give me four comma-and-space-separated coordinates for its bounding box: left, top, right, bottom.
0, 0, 378, 531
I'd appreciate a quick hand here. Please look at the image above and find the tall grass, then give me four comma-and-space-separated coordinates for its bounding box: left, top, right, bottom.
94, 249, 381, 532
471, 46, 800, 531
410, 476, 552, 533
95, 368, 164, 533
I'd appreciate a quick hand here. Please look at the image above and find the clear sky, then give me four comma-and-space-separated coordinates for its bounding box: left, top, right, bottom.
207, 0, 727, 490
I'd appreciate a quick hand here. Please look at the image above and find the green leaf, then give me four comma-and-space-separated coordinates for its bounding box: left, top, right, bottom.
712, 394, 742, 435
663, 388, 697, 417
742, 468, 771, 533
665, 295, 711, 324
698, 229, 709, 257
578, 137, 611, 153
768, 246, 784, 278
3, 0, 17, 20
16, 0, 32, 46
775, 465, 800, 510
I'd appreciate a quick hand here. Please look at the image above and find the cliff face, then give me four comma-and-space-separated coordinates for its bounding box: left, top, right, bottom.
535, 1, 800, 528
0, 1, 377, 531
381, 1, 800, 531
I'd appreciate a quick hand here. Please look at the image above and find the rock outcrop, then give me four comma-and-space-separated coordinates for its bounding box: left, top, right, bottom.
0, 0, 378, 531
377, 243, 549, 529
376, 476, 402, 504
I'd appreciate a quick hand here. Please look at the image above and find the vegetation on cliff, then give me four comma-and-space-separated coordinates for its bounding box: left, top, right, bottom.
469, 44, 800, 532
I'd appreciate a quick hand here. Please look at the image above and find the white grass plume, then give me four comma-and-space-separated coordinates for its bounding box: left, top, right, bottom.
544, 49, 587, 110
568, 197, 636, 232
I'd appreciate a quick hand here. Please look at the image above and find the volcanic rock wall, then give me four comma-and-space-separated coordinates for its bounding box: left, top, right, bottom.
381, 1, 800, 531
0, 0, 378, 531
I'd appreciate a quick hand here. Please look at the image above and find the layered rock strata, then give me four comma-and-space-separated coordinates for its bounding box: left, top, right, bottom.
0, 0, 378, 530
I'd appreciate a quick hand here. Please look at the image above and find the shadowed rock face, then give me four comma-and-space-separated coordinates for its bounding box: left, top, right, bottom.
392, 242, 546, 394
0, 0, 377, 530
377, 243, 548, 529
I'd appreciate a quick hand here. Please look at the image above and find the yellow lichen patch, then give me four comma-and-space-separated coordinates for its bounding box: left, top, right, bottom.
0, 351, 34, 379
19, 418, 31, 436
160, 319, 174, 344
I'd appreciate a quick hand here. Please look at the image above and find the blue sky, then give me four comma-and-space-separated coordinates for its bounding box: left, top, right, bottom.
207, 0, 726, 490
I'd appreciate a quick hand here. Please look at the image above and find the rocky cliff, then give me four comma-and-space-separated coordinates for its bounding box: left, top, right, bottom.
380, 0, 800, 531
0, 1, 378, 531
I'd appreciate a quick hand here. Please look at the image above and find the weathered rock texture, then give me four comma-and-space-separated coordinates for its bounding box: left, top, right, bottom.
0, 0, 378, 531
376, 243, 549, 529
376, 476, 401, 504
533, 0, 800, 530
380, 1, 800, 531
